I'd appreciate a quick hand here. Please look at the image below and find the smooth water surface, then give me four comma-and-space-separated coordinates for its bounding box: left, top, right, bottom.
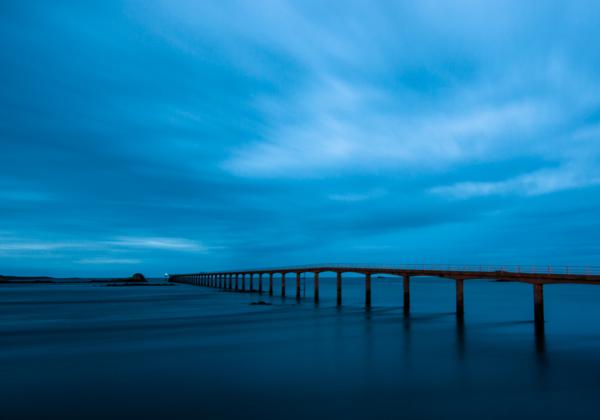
2, 277, 600, 419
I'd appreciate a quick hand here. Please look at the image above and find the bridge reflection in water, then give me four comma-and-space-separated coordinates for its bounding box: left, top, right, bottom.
169, 264, 600, 337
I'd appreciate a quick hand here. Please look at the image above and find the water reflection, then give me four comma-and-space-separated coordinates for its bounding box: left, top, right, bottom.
456, 316, 466, 361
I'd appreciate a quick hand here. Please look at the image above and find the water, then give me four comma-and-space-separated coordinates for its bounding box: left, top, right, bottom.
2, 276, 600, 419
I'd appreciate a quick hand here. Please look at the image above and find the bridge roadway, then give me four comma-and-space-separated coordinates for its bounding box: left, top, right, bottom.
169, 264, 600, 330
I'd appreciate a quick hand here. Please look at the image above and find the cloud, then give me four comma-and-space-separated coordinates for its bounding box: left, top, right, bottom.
0, 190, 52, 202
0, 236, 208, 253
329, 188, 387, 202
77, 258, 142, 265
108, 236, 208, 252
430, 164, 600, 199
221, 74, 556, 178
0, 241, 95, 251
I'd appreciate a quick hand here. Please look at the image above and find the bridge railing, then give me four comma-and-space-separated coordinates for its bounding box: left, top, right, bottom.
191, 263, 600, 276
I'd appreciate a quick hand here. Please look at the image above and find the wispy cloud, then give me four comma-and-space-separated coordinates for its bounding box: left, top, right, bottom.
430, 164, 600, 199
0, 241, 95, 251
221, 75, 555, 178
0, 190, 52, 202
329, 188, 387, 202
77, 258, 142, 265
0, 236, 209, 253
109, 236, 208, 252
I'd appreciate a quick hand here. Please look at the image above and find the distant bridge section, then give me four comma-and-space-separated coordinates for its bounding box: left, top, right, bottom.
169, 263, 600, 332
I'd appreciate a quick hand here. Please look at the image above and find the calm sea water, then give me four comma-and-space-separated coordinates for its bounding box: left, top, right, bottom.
2, 276, 600, 419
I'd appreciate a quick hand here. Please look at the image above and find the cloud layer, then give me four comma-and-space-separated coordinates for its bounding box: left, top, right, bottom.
2, 1, 600, 275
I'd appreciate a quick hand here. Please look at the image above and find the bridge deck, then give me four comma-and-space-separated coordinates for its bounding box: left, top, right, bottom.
173, 264, 600, 285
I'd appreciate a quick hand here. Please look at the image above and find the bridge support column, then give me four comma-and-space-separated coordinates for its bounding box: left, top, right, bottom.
235, 274, 239, 291
250, 274, 254, 292
259, 274, 263, 294
269, 273, 273, 296
241, 274, 245, 291
296, 272, 301, 301
337, 272, 342, 306
365, 273, 372, 309
403, 275, 410, 315
281, 273, 286, 298
314, 272, 320, 304
534, 283, 544, 328
456, 279, 464, 319
229, 274, 233, 290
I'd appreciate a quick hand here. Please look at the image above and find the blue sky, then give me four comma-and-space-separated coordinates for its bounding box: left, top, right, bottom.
2, 1, 600, 276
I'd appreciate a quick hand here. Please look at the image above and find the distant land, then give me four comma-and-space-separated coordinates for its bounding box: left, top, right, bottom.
0, 274, 149, 284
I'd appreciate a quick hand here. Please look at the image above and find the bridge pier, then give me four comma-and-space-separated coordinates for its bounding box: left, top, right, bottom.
269, 273, 273, 296
250, 273, 254, 292
235, 274, 239, 291
456, 279, 464, 319
337, 272, 342, 306
229, 274, 233, 290
259, 273, 263, 294
296, 272, 301, 301
365, 273, 372, 308
403, 274, 410, 315
242, 274, 246, 291
314, 272, 320, 304
281, 273, 286, 298
534, 283, 544, 328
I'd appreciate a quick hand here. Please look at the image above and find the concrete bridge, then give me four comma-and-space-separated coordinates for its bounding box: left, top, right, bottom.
169, 264, 600, 331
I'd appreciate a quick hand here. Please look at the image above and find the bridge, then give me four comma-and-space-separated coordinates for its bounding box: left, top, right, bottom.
169, 264, 600, 331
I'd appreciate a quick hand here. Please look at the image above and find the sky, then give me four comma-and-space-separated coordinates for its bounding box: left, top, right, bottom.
1, 1, 600, 277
